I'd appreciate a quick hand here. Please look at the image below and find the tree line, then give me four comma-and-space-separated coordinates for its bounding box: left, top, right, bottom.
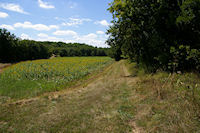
0, 28, 110, 63
107, 0, 200, 72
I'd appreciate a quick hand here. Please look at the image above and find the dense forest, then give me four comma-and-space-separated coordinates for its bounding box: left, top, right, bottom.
107, 0, 200, 72
0, 28, 110, 62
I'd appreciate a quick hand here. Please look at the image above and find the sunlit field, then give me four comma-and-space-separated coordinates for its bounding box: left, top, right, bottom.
0, 57, 113, 100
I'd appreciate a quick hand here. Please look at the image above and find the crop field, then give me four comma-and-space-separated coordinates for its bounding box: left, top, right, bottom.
0, 57, 113, 100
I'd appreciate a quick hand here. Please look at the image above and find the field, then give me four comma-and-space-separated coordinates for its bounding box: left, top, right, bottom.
0, 57, 113, 100
0, 60, 200, 132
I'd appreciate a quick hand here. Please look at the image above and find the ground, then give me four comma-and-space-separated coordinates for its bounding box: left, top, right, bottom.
0, 60, 143, 132
1, 60, 200, 132
0, 63, 11, 73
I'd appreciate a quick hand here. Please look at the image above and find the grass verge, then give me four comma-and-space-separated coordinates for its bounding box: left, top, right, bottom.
125, 61, 200, 132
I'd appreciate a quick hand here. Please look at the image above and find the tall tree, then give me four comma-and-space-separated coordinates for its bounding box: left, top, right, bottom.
107, 0, 200, 72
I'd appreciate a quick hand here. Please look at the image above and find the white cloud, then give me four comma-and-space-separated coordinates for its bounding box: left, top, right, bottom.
0, 12, 8, 18
36, 32, 108, 47
96, 31, 105, 35
74, 33, 108, 47
21, 33, 31, 40
62, 17, 92, 27
38, 0, 55, 9
53, 30, 77, 36
14, 21, 59, 31
0, 24, 15, 30
37, 33, 65, 42
83, 33, 97, 39
95, 20, 110, 27
36, 31, 109, 47
0, 3, 29, 14
49, 25, 58, 29
37, 33, 49, 38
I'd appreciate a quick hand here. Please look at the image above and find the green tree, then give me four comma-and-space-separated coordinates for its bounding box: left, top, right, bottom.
107, 0, 200, 72
0, 28, 18, 62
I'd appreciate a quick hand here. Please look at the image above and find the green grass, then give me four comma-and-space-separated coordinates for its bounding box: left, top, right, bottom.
0, 61, 137, 132
1, 60, 200, 132
124, 61, 200, 132
0, 57, 113, 100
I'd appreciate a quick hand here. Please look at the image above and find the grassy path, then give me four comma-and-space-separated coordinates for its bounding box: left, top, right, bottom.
0, 60, 141, 132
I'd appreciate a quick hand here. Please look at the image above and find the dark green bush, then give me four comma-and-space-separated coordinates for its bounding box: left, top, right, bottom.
168, 45, 200, 72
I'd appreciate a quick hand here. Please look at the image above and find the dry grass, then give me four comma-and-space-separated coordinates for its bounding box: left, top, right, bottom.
1, 60, 199, 132
0, 60, 140, 132
130, 71, 200, 132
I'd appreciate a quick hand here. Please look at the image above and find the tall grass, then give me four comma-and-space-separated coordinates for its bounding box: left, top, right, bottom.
125, 61, 200, 132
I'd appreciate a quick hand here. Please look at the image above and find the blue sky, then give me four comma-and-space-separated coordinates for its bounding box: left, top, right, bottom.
0, 0, 112, 47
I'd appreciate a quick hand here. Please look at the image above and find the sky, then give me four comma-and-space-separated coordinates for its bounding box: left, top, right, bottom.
0, 0, 113, 47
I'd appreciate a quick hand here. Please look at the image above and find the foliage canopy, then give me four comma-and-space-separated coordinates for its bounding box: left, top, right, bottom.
107, 0, 200, 72
0, 28, 110, 62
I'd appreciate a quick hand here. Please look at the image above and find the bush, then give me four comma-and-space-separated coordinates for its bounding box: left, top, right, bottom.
168, 45, 200, 72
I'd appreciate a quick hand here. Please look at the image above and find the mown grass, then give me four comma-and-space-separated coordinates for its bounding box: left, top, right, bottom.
125, 61, 200, 132
0, 57, 113, 100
